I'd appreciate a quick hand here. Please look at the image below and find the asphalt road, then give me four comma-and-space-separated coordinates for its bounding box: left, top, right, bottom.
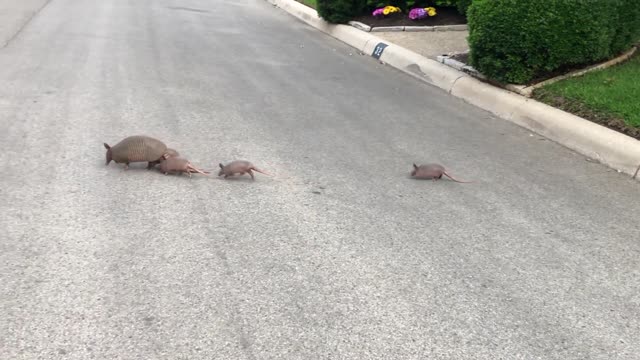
1, 0, 639, 359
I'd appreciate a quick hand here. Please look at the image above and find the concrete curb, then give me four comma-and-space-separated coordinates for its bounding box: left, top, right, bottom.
450, 77, 640, 175
269, 0, 640, 180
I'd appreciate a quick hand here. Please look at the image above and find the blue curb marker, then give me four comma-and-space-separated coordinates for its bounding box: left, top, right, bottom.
372, 42, 388, 59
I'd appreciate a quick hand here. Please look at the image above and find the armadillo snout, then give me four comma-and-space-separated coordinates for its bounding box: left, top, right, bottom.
105, 148, 112, 165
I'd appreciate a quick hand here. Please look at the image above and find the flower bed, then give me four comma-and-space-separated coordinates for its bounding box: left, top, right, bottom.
351, 6, 466, 27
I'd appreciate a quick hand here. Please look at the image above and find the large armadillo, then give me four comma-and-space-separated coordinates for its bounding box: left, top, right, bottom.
103, 135, 171, 170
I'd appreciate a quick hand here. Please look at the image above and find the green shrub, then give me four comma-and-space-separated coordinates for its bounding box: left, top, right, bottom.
467, 0, 639, 84
432, 0, 471, 16
432, 0, 455, 6
317, 0, 366, 23
455, 0, 471, 16
610, 0, 640, 54
388, 0, 408, 11
365, 0, 388, 11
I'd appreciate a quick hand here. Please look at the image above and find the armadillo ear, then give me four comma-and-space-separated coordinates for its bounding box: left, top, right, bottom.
413, 163, 418, 169
103, 143, 111, 149
219, 163, 224, 169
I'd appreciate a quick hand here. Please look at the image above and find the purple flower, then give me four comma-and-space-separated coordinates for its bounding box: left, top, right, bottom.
409, 8, 427, 20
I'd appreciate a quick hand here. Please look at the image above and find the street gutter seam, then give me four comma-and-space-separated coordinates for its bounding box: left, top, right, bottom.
1, 0, 53, 49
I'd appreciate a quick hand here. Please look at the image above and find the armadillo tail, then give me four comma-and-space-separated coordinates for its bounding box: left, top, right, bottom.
443, 171, 472, 183
251, 167, 272, 176
188, 165, 209, 176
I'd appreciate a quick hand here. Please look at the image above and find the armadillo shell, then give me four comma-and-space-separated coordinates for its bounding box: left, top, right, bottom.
110, 135, 168, 163
160, 157, 189, 173
221, 160, 252, 174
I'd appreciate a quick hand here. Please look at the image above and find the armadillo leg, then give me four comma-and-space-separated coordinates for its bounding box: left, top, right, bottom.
124, 163, 130, 170
247, 169, 255, 180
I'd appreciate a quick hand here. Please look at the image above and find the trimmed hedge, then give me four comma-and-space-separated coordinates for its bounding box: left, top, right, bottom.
467, 0, 640, 84
455, 0, 471, 16
317, 0, 366, 23
610, 0, 640, 54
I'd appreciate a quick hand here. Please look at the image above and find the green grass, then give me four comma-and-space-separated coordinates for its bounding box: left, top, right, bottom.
534, 54, 640, 129
295, 0, 317, 9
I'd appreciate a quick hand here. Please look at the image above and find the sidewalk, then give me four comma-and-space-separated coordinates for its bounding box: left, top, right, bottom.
375, 30, 469, 59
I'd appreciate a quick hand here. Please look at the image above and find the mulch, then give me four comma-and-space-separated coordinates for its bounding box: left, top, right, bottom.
352, 7, 466, 27
449, 52, 590, 86
449, 51, 635, 87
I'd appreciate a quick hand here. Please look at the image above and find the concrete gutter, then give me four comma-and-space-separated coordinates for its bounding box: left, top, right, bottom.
267, 0, 640, 180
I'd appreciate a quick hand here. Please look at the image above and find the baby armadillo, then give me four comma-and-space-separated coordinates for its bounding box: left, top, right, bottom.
147, 148, 180, 169
218, 160, 270, 180
104, 135, 170, 170
159, 156, 209, 177
410, 163, 471, 183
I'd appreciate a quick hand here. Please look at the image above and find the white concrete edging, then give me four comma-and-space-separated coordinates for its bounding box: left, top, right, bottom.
267, 0, 640, 179
347, 21, 468, 33
509, 46, 638, 97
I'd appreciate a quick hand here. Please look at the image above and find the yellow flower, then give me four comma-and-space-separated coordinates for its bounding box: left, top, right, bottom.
382, 6, 401, 15
426, 7, 437, 16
